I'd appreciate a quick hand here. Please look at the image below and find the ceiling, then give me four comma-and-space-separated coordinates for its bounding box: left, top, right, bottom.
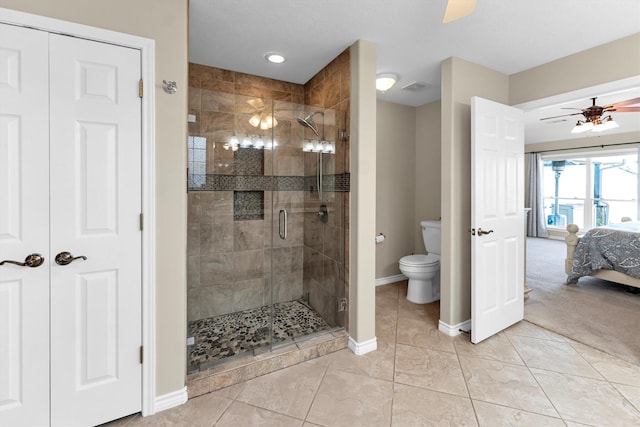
189, 0, 640, 143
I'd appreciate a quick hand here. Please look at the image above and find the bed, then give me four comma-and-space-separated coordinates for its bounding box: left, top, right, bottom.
565, 219, 640, 288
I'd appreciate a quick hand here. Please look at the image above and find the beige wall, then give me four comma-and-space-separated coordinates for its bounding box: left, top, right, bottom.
0, 1, 189, 396
349, 40, 377, 345
375, 101, 416, 278
415, 101, 442, 253
440, 57, 509, 327
510, 33, 640, 106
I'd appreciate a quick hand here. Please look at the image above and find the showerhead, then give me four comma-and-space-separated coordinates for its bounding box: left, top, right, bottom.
296, 110, 324, 138
297, 117, 320, 137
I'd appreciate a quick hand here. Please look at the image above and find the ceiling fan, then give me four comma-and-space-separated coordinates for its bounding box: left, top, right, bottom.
443, 0, 477, 23
540, 96, 640, 134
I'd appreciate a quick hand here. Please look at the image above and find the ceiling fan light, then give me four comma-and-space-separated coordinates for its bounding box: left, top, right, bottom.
598, 116, 619, 132
571, 121, 592, 134
249, 113, 262, 128
376, 73, 398, 92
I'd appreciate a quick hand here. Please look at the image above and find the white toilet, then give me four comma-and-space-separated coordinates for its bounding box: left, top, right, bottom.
399, 220, 441, 304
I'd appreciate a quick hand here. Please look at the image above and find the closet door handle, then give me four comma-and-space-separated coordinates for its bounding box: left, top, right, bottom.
55, 251, 87, 265
0, 253, 45, 268
279, 209, 288, 240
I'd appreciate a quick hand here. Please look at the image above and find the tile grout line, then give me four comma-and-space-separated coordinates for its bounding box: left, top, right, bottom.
389, 283, 401, 426
301, 351, 334, 425
503, 330, 565, 422
451, 329, 479, 425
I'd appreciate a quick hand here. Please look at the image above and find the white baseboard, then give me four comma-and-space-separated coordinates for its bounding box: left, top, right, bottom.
438, 319, 471, 336
348, 336, 377, 355
152, 386, 188, 414
375, 274, 407, 286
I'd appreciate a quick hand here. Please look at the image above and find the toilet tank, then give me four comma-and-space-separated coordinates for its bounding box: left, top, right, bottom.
420, 220, 441, 255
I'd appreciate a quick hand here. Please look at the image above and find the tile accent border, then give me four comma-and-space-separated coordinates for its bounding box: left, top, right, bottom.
186, 331, 348, 399
438, 319, 471, 336
188, 173, 350, 192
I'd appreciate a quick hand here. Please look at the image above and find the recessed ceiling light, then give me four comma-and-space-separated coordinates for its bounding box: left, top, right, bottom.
265, 52, 286, 64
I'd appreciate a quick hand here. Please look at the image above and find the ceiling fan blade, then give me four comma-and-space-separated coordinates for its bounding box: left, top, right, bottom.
603, 97, 640, 109
442, 0, 477, 23
608, 107, 640, 112
539, 112, 583, 121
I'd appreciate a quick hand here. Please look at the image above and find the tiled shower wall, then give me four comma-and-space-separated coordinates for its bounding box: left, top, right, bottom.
187, 48, 351, 326
302, 50, 351, 327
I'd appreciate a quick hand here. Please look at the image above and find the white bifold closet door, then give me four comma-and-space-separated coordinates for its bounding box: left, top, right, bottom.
0, 23, 142, 427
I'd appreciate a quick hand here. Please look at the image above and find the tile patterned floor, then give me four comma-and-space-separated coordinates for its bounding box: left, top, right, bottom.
107, 281, 640, 426
188, 300, 332, 370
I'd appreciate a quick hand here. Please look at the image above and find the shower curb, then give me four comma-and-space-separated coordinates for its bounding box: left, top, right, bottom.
186, 330, 348, 399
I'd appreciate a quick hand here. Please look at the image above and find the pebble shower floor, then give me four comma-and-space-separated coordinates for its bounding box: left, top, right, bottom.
187, 300, 332, 371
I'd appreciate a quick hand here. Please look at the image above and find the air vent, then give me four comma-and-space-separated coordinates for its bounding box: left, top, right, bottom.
401, 81, 431, 92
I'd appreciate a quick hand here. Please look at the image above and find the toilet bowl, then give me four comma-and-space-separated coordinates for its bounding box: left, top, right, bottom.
399, 220, 441, 304
399, 254, 440, 304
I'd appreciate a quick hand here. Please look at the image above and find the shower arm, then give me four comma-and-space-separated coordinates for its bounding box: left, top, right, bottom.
318, 149, 323, 201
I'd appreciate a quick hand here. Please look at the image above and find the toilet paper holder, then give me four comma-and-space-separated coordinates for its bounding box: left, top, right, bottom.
375, 233, 386, 244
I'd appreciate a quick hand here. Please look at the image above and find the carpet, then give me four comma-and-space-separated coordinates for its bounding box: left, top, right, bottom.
525, 237, 640, 366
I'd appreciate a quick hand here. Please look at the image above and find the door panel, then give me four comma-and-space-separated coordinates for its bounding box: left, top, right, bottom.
0, 23, 50, 427
49, 34, 142, 427
471, 96, 524, 344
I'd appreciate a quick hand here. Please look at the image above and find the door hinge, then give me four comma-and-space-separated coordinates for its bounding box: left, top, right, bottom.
138, 79, 143, 98
139, 213, 144, 231
140, 346, 144, 364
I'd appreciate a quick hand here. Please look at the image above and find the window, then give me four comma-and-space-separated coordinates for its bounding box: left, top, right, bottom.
542, 148, 639, 230
188, 135, 207, 188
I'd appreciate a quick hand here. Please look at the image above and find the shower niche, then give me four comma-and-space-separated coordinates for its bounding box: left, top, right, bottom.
186, 87, 349, 372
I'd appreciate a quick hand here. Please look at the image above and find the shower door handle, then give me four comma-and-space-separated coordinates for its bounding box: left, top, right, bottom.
279, 209, 288, 240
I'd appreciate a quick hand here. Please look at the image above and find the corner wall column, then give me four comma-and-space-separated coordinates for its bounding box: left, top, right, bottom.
348, 39, 377, 354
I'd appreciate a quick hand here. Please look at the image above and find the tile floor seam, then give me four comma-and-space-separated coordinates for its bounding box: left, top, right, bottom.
210, 397, 234, 426
607, 380, 640, 417
531, 334, 608, 381
392, 376, 474, 401
237, 399, 307, 424
301, 351, 333, 425
504, 331, 564, 421
389, 284, 400, 427
471, 397, 567, 423
452, 337, 473, 401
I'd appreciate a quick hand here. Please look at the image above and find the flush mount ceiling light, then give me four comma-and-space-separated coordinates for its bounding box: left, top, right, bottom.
265, 52, 286, 64
376, 73, 398, 93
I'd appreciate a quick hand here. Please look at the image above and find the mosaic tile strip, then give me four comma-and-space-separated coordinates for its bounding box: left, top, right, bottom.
187, 299, 331, 368
234, 191, 264, 220
303, 172, 350, 192
189, 173, 350, 192
234, 147, 264, 175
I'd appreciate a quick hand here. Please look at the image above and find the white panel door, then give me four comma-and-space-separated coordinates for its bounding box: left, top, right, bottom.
471, 96, 524, 344
49, 34, 142, 427
0, 24, 50, 427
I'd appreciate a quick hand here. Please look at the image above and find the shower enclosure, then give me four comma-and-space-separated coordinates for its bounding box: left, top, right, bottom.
186, 89, 348, 373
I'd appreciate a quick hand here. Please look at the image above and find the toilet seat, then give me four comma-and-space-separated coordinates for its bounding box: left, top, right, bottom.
399, 254, 439, 267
